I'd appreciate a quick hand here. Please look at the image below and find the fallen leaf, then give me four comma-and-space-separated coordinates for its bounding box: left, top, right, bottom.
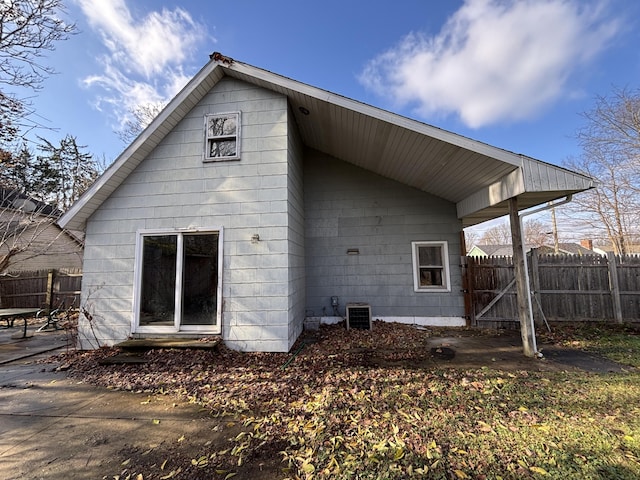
159, 468, 181, 479
301, 462, 315, 473
529, 466, 548, 475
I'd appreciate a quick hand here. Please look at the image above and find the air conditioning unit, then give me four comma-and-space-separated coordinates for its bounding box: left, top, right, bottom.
346, 303, 372, 330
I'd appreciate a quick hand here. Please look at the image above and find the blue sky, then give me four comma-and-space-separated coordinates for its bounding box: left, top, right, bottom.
23, 0, 640, 189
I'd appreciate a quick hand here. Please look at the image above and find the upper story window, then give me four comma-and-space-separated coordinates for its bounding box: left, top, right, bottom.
411, 241, 451, 292
205, 112, 240, 161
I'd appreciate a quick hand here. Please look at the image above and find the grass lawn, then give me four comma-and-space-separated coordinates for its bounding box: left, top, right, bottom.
542, 322, 640, 368
66, 322, 640, 479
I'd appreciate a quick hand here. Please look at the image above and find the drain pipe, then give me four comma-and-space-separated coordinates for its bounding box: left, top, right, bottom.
519, 195, 573, 356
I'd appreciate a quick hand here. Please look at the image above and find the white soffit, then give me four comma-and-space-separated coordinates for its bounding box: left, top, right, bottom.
59, 54, 594, 231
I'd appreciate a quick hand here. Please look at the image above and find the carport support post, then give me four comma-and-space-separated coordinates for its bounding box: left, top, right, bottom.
508, 197, 537, 357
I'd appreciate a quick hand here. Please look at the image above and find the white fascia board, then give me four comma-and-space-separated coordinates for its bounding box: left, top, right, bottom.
456, 168, 525, 219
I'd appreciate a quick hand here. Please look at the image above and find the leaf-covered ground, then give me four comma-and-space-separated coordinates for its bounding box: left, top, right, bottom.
56, 322, 640, 479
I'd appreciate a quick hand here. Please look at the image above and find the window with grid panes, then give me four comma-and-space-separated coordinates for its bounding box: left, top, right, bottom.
205, 112, 240, 161
411, 241, 451, 292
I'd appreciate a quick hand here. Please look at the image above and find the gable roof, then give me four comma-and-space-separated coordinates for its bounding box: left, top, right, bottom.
59, 53, 595, 231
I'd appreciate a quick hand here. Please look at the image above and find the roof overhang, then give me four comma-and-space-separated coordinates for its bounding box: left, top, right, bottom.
59, 54, 595, 231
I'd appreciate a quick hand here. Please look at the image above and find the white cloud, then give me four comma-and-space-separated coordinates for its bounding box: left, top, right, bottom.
75, 0, 210, 130
359, 0, 621, 128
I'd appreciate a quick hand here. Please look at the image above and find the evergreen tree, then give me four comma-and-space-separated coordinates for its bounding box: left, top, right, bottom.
0, 143, 34, 192
33, 135, 98, 210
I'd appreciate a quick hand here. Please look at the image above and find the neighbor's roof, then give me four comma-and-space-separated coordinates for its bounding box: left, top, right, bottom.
0, 187, 62, 218
470, 243, 596, 256
59, 53, 595, 231
551, 243, 595, 255
470, 244, 516, 257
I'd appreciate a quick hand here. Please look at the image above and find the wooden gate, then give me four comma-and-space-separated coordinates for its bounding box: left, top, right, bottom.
464, 256, 518, 328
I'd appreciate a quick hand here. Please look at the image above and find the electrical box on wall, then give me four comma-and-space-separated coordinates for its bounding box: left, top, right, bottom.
346, 303, 372, 330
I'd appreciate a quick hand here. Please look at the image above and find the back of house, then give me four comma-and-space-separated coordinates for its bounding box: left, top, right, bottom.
59, 54, 594, 352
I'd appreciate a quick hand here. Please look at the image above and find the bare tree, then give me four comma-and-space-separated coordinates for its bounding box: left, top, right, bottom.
477, 221, 511, 245
522, 219, 551, 247
475, 218, 552, 247
116, 102, 165, 144
463, 229, 480, 251
562, 87, 640, 254
0, 0, 76, 140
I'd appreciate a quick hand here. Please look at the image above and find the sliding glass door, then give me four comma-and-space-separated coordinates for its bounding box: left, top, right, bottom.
135, 229, 222, 334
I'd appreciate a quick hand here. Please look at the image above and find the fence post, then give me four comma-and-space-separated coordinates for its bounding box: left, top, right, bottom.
468, 256, 476, 326
529, 249, 543, 326
607, 252, 623, 323
45, 269, 54, 310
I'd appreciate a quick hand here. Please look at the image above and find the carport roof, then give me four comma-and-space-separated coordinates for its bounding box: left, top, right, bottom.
59, 53, 595, 231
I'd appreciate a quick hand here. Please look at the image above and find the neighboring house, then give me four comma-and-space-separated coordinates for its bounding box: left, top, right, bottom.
468, 244, 517, 257
0, 188, 83, 273
59, 53, 594, 352
468, 241, 599, 257
591, 243, 640, 255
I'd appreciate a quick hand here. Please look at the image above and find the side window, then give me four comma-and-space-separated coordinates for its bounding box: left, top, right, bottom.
411, 241, 450, 292
204, 112, 240, 161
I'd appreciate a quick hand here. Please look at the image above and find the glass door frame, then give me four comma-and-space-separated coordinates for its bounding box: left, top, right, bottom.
132, 227, 223, 335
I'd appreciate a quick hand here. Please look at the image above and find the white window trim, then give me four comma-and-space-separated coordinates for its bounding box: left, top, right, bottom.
204, 112, 241, 162
411, 241, 451, 293
132, 227, 224, 335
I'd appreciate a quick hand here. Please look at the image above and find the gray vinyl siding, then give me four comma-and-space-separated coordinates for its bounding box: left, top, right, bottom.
79, 77, 293, 351
303, 151, 464, 319
286, 105, 305, 349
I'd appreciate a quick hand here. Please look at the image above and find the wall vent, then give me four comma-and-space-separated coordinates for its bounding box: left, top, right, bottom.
346, 303, 372, 330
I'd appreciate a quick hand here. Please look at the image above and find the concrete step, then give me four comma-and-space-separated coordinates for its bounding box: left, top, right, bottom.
115, 337, 222, 351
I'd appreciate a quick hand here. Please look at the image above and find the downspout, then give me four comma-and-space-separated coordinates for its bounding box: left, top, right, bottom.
518, 194, 573, 357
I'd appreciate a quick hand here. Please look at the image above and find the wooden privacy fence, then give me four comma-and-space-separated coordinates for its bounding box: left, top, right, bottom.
0, 268, 82, 310
463, 252, 640, 327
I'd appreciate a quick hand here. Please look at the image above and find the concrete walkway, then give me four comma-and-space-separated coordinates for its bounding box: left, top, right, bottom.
0, 325, 69, 366
0, 327, 225, 480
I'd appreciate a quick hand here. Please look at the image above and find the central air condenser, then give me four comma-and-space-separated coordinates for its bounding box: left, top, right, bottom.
346, 303, 372, 330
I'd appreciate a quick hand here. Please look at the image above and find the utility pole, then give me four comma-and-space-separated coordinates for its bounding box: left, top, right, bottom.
550, 205, 559, 254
